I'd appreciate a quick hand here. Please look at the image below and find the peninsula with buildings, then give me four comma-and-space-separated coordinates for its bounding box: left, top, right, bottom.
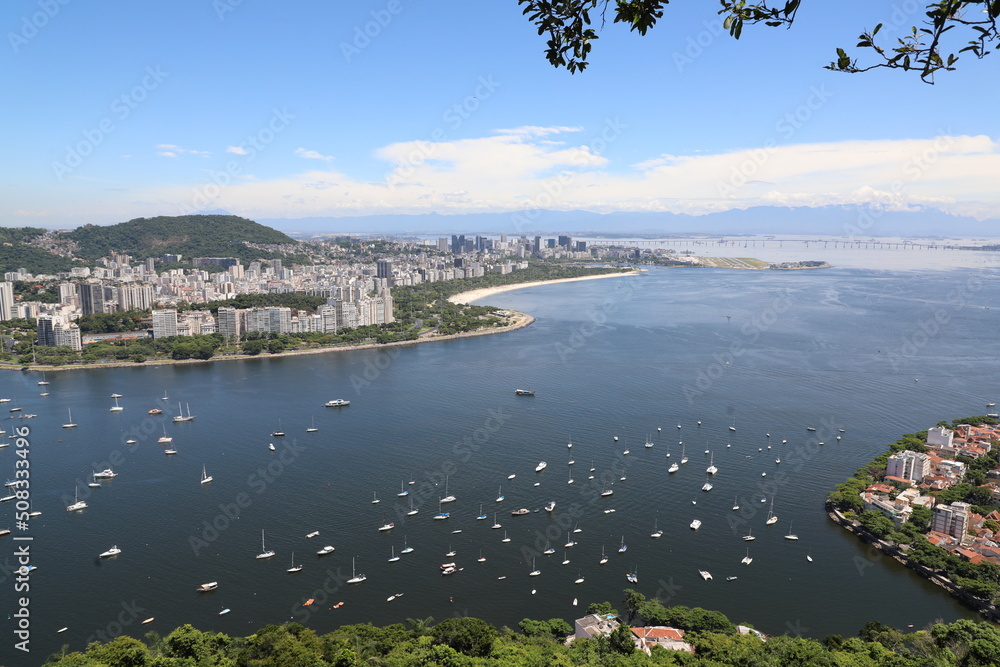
828, 416, 1000, 617
0, 216, 638, 368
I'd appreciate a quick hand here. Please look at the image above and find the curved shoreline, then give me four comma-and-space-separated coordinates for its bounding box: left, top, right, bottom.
0, 311, 537, 373
2, 270, 639, 373
447, 269, 641, 305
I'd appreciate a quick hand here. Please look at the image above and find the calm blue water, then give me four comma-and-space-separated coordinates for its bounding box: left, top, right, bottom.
3, 262, 1000, 663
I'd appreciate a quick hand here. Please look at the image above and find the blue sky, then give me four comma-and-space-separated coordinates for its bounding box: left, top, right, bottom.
2, 0, 998, 229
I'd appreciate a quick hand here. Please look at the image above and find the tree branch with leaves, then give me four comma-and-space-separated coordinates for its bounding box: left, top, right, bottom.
518, 0, 998, 82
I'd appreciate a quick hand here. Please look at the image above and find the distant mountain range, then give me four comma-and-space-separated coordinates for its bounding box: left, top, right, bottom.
259, 206, 999, 239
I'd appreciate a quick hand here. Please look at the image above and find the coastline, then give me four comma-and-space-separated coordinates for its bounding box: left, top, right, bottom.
447, 269, 641, 305
2, 270, 639, 373
826, 501, 1000, 622
0, 311, 537, 373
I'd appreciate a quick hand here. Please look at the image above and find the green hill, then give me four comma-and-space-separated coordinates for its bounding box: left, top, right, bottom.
64, 214, 301, 264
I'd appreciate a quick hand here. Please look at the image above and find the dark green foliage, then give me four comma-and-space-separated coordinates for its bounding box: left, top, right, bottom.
431, 617, 498, 657
64, 215, 298, 264
11, 280, 59, 303
0, 242, 76, 275
76, 311, 148, 334
189, 292, 328, 314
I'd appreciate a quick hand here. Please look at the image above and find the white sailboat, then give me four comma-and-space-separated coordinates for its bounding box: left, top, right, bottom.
407, 497, 418, 516
200, 464, 213, 484
492, 512, 501, 529
158, 425, 172, 443
372, 491, 380, 504
784, 520, 799, 540
306, 417, 318, 433
173, 402, 194, 423
99, 545, 122, 558
256, 529, 275, 559
388, 546, 400, 563
599, 545, 608, 565
765, 496, 778, 525
287, 552, 303, 573
401, 536, 413, 554
743, 527, 756, 541
397, 481, 408, 497
66, 485, 87, 512
109, 396, 124, 412
681, 444, 688, 464
440, 475, 456, 503
528, 557, 540, 577
496, 485, 504, 502
347, 556, 366, 584
62, 408, 77, 429
706, 452, 717, 475
733, 495, 740, 510
650, 518, 663, 538
741, 547, 753, 565
501, 530, 511, 543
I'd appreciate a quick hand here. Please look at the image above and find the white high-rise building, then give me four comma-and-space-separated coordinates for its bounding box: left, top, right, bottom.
885, 450, 930, 483
151, 309, 179, 338
0, 281, 14, 321
217, 307, 242, 341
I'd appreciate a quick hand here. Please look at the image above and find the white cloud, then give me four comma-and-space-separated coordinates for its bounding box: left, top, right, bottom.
14, 130, 997, 224
226, 146, 248, 155
294, 147, 334, 161
155, 144, 210, 158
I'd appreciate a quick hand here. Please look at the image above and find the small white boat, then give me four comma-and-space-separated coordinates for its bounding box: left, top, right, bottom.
668, 461, 679, 473
317, 545, 335, 556
287, 552, 303, 573
109, 396, 124, 412
388, 547, 400, 563
197, 582, 218, 592
200, 464, 213, 485
507, 473, 516, 480
219, 607, 231, 615
347, 557, 366, 584
496, 485, 504, 503
702, 482, 713, 492
741, 548, 753, 565
618, 536, 627, 553
398, 481, 409, 497
690, 519, 701, 530
141, 617, 154, 625
407, 497, 418, 516
700, 570, 712, 581
305, 531, 319, 538
66, 486, 87, 512
324, 399, 350, 407
371, 491, 380, 504
599, 546, 608, 565
732, 496, 740, 511
535, 461, 547, 472
743, 528, 756, 541
784, 521, 799, 540
268, 443, 275, 452
650, 518, 663, 538
99, 545, 122, 558
501, 530, 511, 543
256, 530, 275, 559
440, 475, 456, 503
544, 501, 556, 512
528, 557, 540, 577
401, 537, 414, 554
62, 409, 77, 429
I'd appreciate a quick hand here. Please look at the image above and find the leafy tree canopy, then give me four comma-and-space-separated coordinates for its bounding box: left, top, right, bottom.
518, 0, 998, 82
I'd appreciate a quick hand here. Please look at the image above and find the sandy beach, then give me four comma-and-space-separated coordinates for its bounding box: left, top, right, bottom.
448, 269, 640, 305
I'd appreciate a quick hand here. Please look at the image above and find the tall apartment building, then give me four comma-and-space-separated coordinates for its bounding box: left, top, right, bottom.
217, 306, 243, 341
79, 282, 105, 316
0, 281, 14, 321
886, 450, 930, 483
932, 501, 971, 540
36, 315, 82, 351
151, 309, 179, 338
117, 284, 154, 311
